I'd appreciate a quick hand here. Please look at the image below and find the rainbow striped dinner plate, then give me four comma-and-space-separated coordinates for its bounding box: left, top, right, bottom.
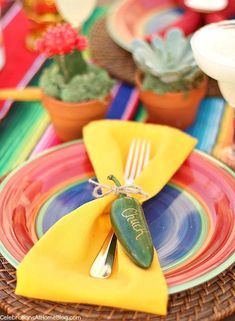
107, 0, 183, 51
0, 141, 234, 294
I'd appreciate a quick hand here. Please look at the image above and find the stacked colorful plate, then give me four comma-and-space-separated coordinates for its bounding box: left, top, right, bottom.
107, 0, 183, 51
0, 141, 234, 294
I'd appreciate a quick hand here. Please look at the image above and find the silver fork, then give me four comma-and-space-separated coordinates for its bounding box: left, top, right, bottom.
90, 138, 151, 278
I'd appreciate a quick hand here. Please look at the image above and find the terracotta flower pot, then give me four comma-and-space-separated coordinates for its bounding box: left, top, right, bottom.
42, 93, 111, 142
135, 71, 208, 129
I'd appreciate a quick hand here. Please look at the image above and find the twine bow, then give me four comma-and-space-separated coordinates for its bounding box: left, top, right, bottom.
89, 179, 149, 199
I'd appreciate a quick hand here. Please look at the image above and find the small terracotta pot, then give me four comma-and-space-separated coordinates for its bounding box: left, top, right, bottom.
135, 71, 208, 129
42, 93, 111, 141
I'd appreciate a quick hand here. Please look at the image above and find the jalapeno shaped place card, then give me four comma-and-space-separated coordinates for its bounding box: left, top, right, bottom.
108, 175, 154, 269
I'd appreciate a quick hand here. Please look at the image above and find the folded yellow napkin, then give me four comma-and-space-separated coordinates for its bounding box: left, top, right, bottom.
16, 120, 197, 315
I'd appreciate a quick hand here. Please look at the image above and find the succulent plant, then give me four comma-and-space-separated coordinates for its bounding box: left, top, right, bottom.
132, 28, 204, 94
39, 64, 65, 99
40, 64, 115, 103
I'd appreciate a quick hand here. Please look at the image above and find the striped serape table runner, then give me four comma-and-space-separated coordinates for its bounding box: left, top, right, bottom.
0, 2, 233, 177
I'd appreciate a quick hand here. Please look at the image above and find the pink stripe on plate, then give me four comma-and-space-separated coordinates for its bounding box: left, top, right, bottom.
30, 125, 61, 158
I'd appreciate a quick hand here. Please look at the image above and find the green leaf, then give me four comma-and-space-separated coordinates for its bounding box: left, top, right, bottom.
64, 50, 88, 80
131, 28, 200, 85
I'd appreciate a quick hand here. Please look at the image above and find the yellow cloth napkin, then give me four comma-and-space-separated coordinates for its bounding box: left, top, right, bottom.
16, 120, 197, 315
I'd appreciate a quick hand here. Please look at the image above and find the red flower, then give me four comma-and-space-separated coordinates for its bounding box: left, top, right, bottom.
36, 23, 88, 57
77, 36, 88, 51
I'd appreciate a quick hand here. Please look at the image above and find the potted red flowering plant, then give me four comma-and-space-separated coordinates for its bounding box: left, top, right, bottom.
37, 23, 114, 141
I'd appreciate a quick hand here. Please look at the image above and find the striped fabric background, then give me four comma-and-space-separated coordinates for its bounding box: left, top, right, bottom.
0, 1, 233, 177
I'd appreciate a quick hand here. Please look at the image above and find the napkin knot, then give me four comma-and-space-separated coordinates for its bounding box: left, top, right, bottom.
89, 179, 149, 199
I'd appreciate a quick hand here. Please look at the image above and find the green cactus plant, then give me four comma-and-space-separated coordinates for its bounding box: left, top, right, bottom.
37, 23, 114, 103
61, 66, 115, 102
40, 64, 115, 103
132, 28, 204, 94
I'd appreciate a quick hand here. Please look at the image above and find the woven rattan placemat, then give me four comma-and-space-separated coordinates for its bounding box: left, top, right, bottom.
0, 255, 234, 321
90, 18, 222, 97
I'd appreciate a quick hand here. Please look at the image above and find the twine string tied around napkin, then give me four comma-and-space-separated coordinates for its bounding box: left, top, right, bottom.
89, 179, 149, 198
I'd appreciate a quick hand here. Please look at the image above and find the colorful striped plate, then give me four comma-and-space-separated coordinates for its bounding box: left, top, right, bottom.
0, 141, 234, 294
107, 0, 182, 51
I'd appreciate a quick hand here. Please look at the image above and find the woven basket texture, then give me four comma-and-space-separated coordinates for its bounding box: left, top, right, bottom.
0, 255, 234, 321
90, 18, 222, 97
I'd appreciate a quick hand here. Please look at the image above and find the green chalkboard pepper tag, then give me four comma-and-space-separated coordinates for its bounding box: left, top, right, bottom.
108, 175, 154, 269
